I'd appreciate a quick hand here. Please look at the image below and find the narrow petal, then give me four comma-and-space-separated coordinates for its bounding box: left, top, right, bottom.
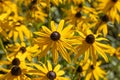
57, 20, 64, 32
91, 46, 97, 65
56, 70, 65, 76
42, 26, 52, 34
53, 64, 61, 72
47, 61, 52, 71
57, 41, 71, 63
52, 42, 58, 64
51, 21, 56, 31
94, 43, 108, 62
93, 70, 99, 80
85, 72, 92, 80
33, 63, 47, 74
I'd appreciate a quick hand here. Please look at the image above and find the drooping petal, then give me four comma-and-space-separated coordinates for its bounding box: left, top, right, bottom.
94, 43, 108, 62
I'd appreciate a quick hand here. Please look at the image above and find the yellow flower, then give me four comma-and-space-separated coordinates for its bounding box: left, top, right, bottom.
72, 0, 98, 20
31, 5, 47, 22
85, 60, 106, 80
34, 20, 78, 63
64, 6, 86, 25
97, 0, 120, 23
6, 43, 39, 62
0, 52, 27, 69
26, 1, 47, 22
7, 16, 32, 42
96, 14, 109, 36
31, 61, 69, 80
75, 29, 113, 65
0, 65, 32, 80
75, 60, 90, 76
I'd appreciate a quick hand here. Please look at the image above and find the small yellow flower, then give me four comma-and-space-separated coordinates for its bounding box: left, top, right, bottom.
75, 60, 90, 76
97, 0, 120, 23
6, 43, 39, 62
64, 6, 86, 25
96, 14, 109, 36
75, 29, 113, 65
31, 61, 70, 80
85, 60, 106, 80
0, 65, 32, 80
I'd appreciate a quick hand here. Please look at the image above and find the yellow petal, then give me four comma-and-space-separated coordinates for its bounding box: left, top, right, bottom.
53, 64, 61, 72
47, 61, 52, 71
94, 43, 108, 62
51, 21, 56, 31
42, 26, 52, 35
57, 20, 64, 32
56, 70, 65, 76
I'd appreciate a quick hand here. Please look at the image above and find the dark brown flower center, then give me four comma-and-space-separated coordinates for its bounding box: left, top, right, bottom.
11, 66, 22, 76
112, 0, 118, 2
0, 71, 6, 74
3, 40, 10, 46
101, 15, 109, 22
12, 58, 20, 66
85, 34, 95, 44
31, 0, 37, 4
50, 31, 60, 41
19, 46, 26, 53
47, 71, 56, 80
0, 0, 2, 2
75, 12, 81, 18
90, 65, 94, 70
76, 66, 83, 73
78, 3, 83, 8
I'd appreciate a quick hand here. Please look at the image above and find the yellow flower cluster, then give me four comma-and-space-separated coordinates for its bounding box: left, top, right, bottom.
0, 0, 120, 80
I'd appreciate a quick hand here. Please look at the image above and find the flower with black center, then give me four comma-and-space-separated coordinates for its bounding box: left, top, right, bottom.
63, 6, 86, 25
97, 0, 120, 23
6, 43, 39, 62
4, 16, 32, 42
0, 48, 27, 69
75, 29, 114, 65
0, 65, 32, 80
31, 61, 69, 80
96, 14, 109, 36
34, 20, 78, 63
85, 60, 106, 80
75, 60, 90, 77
